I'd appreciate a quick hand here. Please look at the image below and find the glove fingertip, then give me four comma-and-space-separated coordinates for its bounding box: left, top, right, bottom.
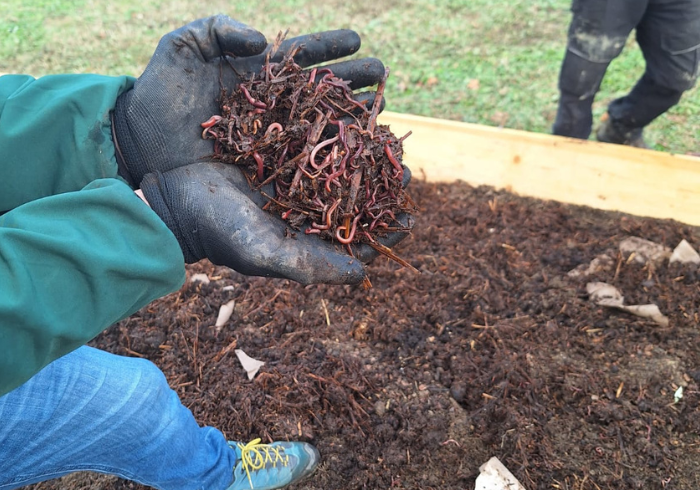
329, 255, 368, 285
214, 15, 267, 56
295, 251, 365, 285
358, 56, 385, 75
336, 29, 362, 53
324, 57, 385, 90
402, 164, 412, 188
283, 29, 362, 67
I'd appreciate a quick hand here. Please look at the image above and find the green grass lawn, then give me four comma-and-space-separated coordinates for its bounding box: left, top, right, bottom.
2, 0, 698, 153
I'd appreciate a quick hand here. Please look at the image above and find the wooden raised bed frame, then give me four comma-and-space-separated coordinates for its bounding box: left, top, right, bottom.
379, 111, 700, 227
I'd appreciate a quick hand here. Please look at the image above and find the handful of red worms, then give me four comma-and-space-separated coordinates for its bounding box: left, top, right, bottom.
201, 36, 416, 268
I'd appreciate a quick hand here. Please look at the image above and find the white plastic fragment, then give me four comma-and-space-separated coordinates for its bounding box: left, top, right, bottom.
567, 253, 614, 278
235, 349, 265, 380
674, 386, 684, 404
586, 282, 624, 307
619, 237, 671, 264
190, 273, 211, 284
622, 304, 669, 327
586, 282, 669, 327
669, 239, 700, 265
222, 285, 235, 291
474, 457, 526, 490
215, 300, 235, 329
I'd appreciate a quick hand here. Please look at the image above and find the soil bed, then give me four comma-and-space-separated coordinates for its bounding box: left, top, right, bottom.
33, 180, 700, 490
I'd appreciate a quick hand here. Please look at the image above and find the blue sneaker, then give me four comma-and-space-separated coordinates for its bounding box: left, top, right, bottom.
226, 438, 320, 490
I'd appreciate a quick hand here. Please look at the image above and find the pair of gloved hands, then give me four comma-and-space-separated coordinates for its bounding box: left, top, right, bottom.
112, 15, 412, 285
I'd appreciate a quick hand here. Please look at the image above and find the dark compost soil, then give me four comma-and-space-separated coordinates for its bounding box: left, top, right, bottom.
32, 179, 700, 490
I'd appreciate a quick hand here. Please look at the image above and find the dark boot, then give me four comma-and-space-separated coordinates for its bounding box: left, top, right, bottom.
596, 115, 649, 149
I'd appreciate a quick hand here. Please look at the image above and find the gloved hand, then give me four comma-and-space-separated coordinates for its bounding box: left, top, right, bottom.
140, 162, 413, 285
112, 15, 386, 187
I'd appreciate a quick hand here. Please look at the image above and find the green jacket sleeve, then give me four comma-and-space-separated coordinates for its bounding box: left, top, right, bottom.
0, 74, 135, 212
0, 178, 186, 397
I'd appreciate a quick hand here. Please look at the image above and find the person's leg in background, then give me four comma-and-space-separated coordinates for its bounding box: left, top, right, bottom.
0, 345, 239, 490
553, 0, 647, 139
600, 0, 700, 147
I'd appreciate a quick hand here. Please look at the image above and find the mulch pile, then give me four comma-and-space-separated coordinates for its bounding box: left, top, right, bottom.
32, 179, 700, 490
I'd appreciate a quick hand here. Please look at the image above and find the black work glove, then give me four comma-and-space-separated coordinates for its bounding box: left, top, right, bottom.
140, 162, 412, 285
113, 15, 386, 187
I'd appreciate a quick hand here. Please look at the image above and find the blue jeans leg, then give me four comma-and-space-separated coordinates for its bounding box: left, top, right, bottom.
0, 346, 237, 490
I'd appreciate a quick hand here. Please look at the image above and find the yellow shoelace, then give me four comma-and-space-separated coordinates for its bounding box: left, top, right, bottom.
237, 438, 290, 488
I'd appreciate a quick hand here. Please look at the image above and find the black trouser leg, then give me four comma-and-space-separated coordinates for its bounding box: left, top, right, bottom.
552, 51, 610, 139
553, 0, 645, 139
607, 71, 684, 130
606, 0, 700, 133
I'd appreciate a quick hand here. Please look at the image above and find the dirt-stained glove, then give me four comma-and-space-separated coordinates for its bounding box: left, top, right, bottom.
112, 15, 386, 187
140, 162, 370, 285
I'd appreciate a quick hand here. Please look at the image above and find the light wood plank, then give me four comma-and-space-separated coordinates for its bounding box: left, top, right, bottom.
379, 111, 700, 227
